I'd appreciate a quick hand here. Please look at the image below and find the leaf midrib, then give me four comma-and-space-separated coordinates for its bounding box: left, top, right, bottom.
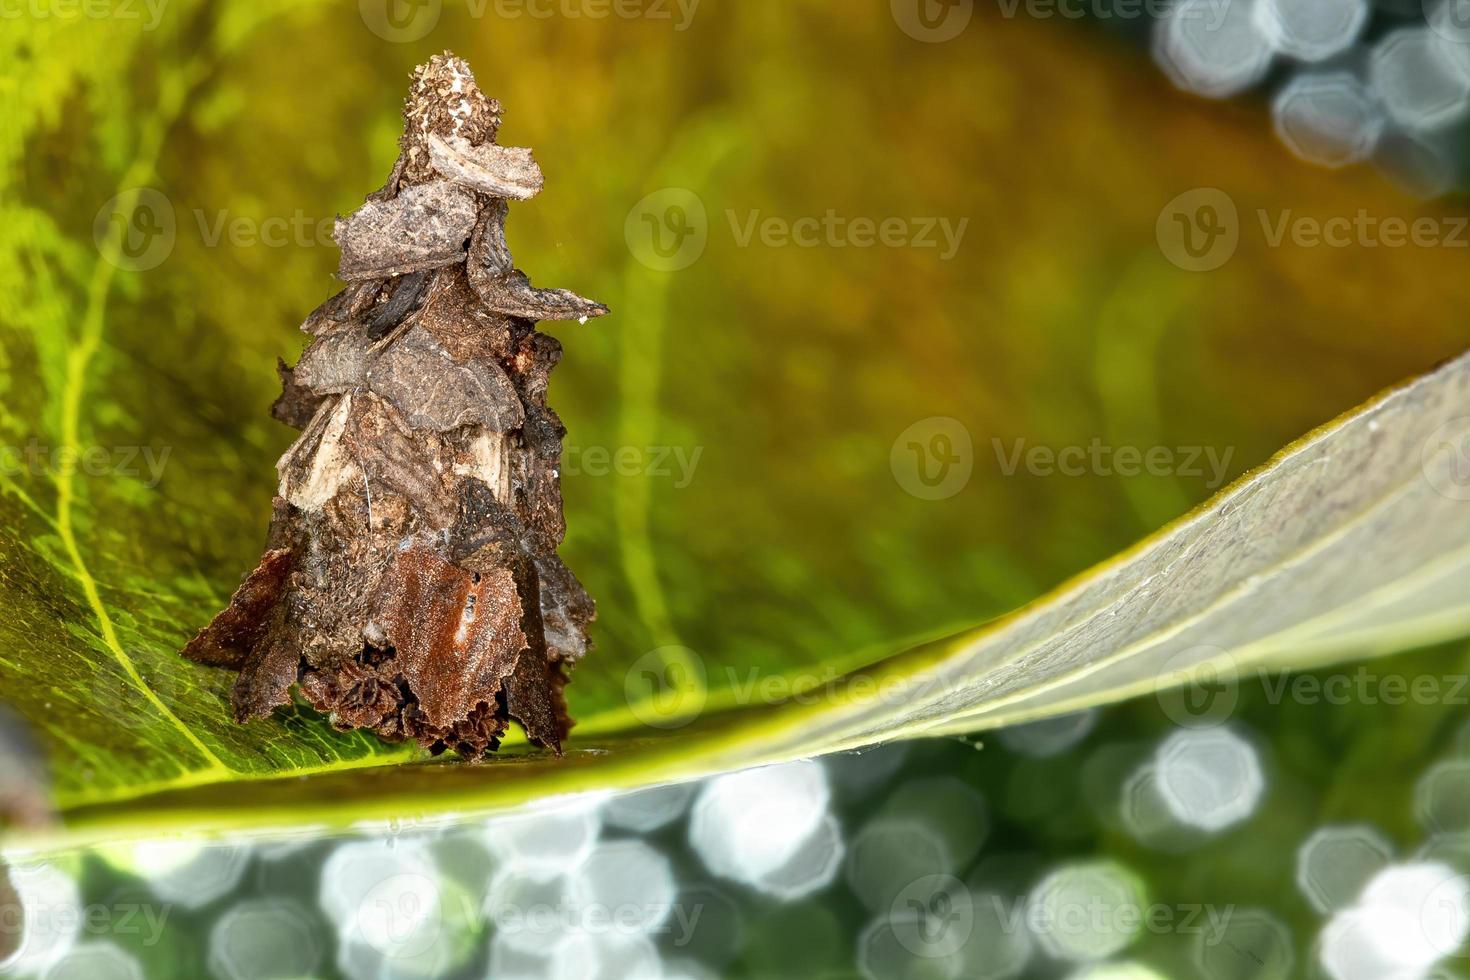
54, 60, 228, 774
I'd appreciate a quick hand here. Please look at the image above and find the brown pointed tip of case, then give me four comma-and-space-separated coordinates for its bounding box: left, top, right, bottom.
182, 549, 295, 670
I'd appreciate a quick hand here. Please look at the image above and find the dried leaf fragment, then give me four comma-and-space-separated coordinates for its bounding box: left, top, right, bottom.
293, 327, 377, 394
181, 549, 294, 669
468, 199, 610, 322
373, 543, 525, 731
334, 180, 478, 280
428, 133, 544, 199
367, 326, 524, 432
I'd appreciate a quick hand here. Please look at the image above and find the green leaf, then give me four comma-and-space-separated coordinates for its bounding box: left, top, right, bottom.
2, 2, 1469, 851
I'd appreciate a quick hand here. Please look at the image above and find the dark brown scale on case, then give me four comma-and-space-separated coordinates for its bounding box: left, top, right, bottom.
183, 52, 606, 759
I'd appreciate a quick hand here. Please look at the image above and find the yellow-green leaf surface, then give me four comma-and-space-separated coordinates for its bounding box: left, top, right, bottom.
2, 1, 1468, 851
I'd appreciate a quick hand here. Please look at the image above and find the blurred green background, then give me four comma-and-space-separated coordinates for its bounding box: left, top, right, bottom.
4, 0, 1470, 976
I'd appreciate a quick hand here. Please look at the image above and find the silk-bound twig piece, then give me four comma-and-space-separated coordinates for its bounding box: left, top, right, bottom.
183, 52, 606, 759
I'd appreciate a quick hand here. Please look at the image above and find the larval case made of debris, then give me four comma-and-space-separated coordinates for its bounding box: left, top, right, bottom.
182, 53, 605, 759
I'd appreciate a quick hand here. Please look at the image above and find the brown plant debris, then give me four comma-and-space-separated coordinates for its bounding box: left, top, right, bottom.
184, 52, 607, 759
